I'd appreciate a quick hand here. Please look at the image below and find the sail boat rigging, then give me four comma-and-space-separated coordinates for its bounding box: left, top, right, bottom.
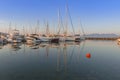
66, 3, 75, 36
64, 3, 76, 41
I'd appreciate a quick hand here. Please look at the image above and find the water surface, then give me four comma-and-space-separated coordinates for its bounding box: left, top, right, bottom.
0, 40, 120, 80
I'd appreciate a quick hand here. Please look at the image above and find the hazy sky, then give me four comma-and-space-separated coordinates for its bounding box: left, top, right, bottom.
0, 0, 120, 34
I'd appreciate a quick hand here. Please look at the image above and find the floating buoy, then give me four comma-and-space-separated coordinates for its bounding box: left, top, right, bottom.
86, 53, 91, 58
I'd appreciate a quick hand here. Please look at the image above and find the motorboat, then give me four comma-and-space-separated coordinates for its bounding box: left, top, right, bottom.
25, 34, 41, 44
7, 29, 22, 43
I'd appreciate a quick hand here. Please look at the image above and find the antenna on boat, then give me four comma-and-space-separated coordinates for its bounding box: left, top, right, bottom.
43, 19, 47, 35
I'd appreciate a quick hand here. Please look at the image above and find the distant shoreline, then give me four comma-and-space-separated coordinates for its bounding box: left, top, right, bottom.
85, 37, 118, 40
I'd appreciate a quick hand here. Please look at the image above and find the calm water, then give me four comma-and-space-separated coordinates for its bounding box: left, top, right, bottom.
0, 40, 120, 80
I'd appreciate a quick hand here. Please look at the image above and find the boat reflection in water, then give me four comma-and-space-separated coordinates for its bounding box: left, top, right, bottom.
1, 41, 120, 79
26, 43, 39, 49
39, 42, 50, 48
117, 41, 120, 45
0, 43, 4, 49
9, 43, 22, 51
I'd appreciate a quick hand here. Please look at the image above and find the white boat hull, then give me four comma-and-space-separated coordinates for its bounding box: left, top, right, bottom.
26, 39, 40, 44
65, 37, 75, 41
7, 38, 21, 43
39, 37, 50, 42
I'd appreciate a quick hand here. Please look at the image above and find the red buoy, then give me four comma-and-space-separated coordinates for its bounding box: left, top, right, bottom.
86, 53, 91, 58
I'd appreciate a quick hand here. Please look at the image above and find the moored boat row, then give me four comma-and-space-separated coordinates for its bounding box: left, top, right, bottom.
0, 4, 86, 44
0, 29, 84, 44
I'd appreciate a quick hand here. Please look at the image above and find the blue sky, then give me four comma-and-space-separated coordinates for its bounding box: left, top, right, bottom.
0, 0, 120, 34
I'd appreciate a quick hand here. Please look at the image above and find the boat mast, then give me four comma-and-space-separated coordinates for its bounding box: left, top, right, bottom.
15, 23, 17, 30
60, 12, 65, 36
64, 5, 68, 37
8, 22, 12, 34
57, 9, 64, 36
46, 21, 50, 36
66, 1, 75, 36
79, 19, 85, 36
23, 26, 25, 36
57, 9, 61, 35
35, 20, 40, 34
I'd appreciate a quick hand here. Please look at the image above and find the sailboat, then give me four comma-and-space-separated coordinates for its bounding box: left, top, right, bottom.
75, 21, 85, 42
26, 34, 41, 44
50, 11, 60, 43
55, 9, 66, 42
40, 21, 59, 43
64, 4, 76, 42
50, 37, 59, 43
64, 4, 85, 42
0, 32, 8, 44
75, 21, 82, 42
25, 21, 41, 44
7, 23, 23, 43
7, 29, 22, 43
39, 21, 51, 42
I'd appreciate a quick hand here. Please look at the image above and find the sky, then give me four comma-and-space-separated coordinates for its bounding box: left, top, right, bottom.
0, 0, 120, 34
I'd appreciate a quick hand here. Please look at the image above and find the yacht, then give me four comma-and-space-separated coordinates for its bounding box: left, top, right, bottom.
7, 29, 22, 43
25, 34, 41, 44
39, 34, 50, 42
65, 35, 75, 41
0, 33, 8, 44
50, 37, 59, 43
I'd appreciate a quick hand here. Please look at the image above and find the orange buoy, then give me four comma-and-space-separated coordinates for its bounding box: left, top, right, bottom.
86, 53, 91, 58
